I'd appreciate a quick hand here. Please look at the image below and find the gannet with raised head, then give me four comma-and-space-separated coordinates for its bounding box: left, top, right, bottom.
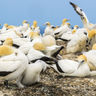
31, 21, 40, 34
70, 2, 96, 29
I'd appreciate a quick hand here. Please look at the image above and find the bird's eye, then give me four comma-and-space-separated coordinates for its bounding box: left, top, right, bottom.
24, 36, 27, 38
84, 32, 87, 35
81, 60, 84, 63
89, 41, 91, 45
80, 9, 83, 11
86, 39, 88, 43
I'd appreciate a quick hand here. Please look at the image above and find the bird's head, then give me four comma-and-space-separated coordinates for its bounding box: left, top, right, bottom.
87, 29, 96, 39
33, 21, 37, 28
53, 26, 59, 31
72, 29, 76, 34
62, 18, 69, 25
3, 38, 13, 46
4, 24, 8, 27
66, 23, 70, 27
0, 38, 14, 56
29, 31, 39, 39
77, 54, 87, 63
74, 25, 79, 29
33, 42, 46, 51
22, 20, 28, 24
44, 22, 51, 26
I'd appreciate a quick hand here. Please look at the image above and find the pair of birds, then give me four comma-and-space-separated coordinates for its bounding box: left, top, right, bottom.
43, 18, 71, 38
43, 20, 89, 54
43, 2, 96, 54
0, 37, 63, 88
69, 2, 96, 52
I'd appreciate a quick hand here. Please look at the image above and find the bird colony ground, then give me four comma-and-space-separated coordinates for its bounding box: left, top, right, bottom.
0, 41, 96, 96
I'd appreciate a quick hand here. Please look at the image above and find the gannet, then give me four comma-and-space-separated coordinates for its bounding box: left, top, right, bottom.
0, 30, 23, 41
43, 22, 54, 36
82, 44, 96, 72
51, 55, 91, 77
22, 20, 30, 31
0, 38, 28, 88
19, 57, 57, 86
20, 60, 46, 86
57, 25, 79, 41
84, 29, 96, 51
66, 28, 88, 53
53, 19, 71, 38
19, 32, 42, 54
31, 21, 40, 34
70, 2, 96, 29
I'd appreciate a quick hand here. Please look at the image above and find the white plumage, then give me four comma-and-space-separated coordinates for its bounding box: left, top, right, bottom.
70, 2, 96, 30
66, 29, 88, 53
21, 60, 47, 86
51, 59, 90, 77
0, 49, 28, 88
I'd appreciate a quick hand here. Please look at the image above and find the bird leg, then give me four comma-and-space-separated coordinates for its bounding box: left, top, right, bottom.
4, 80, 8, 88
16, 75, 25, 88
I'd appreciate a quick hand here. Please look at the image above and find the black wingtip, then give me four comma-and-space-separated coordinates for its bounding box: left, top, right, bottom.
56, 38, 70, 42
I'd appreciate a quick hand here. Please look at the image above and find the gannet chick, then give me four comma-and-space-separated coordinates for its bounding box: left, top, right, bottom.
20, 56, 57, 86
20, 60, 47, 86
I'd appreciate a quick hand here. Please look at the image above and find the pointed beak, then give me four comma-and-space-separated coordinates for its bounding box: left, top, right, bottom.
77, 60, 84, 69
70, 2, 77, 9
